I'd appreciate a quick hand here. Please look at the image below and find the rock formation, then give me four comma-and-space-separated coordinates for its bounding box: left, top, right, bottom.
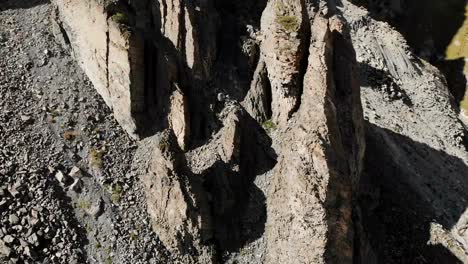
1, 0, 464, 262
53, 0, 364, 261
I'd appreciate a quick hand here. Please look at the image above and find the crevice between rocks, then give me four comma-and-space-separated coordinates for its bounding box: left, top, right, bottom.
290, 0, 313, 118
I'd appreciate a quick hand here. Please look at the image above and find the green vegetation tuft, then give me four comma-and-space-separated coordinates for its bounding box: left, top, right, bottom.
262, 119, 277, 133
89, 148, 104, 168
111, 12, 128, 25
275, 2, 299, 32
276, 15, 299, 32
111, 184, 122, 204
76, 198, 91, 210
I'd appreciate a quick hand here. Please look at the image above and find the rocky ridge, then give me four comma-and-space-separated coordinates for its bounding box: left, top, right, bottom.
0, 0, 467, 263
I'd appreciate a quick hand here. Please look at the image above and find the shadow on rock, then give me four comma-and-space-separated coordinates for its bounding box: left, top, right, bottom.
359, 62, 413, 107
357, 121, 468, 263
200, 111, 277, 254
0, 0, 47, 11
349, 0, 467, 110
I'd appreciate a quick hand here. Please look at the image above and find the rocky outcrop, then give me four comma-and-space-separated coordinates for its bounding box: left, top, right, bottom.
259, 0, 308, 126
50, 0, 468, 263
53, 0, 367, 262
134, 1, 365, 262
169, 85, 191, 150
242, 59, 271, 123
139, 131, 214, 263
4, 0, 468, 263
51, 0, 145, 138
136, 104, 277, 262
265, 12, 364, 263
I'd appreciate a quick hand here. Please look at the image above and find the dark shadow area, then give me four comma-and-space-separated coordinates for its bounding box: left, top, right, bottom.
323, 25, 366, 263
130, 0, 265, 146
199, 110, 277, 256
348, 0, 467, 109
0, 0, 47, 11
437, 59, 467, 103
126, 0, 221, 144
213, 0, 268, 101
357, 121, 468, 263
158, 108, 277, 260
359, 62, 413, 107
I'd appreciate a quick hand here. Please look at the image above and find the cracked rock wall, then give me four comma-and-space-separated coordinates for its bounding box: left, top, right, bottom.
52, 0, 145, 138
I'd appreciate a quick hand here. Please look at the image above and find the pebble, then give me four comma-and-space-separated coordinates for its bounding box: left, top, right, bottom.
55, 170, 65, 183
3, 235, 14, 244
9, 214, 19, 225
0, 241, 11, 257
69, 166, 83, 178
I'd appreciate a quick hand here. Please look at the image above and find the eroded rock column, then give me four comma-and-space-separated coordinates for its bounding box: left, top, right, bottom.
259, 0, 309, 125
265, 11, 365, 264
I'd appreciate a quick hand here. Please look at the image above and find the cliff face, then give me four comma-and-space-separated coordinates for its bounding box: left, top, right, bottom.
46, 0, 468, 263
51, 0, 365, 262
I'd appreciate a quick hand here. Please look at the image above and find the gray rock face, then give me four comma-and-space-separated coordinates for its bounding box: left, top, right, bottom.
139, 131, 214, 263
342, 1, 468, 262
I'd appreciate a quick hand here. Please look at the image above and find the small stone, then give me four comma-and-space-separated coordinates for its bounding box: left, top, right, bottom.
69, 178, 82, 192
87, 198, 104, 219
0, 241, 11, 257
69, 166, 83, 178
28, 233, 38, 245
37, 58, 47, 67
9, 214, 19, 225
3, 235, 14, 244
8, 182, 20, 197
31, 209, 38, 219
55, 170, 64, 182
217, 93, 224, 102
20, 115, 31, 122
23, 246, 38, 260
0, 200, 7, 209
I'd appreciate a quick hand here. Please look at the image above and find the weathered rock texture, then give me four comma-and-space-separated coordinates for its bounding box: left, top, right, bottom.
264, 12, 364, 263
51, 0, 468, 263
259, 0, 308, 125
51, 0, 145, 138
139, 131, 214, 263
52, 0, 367, 262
